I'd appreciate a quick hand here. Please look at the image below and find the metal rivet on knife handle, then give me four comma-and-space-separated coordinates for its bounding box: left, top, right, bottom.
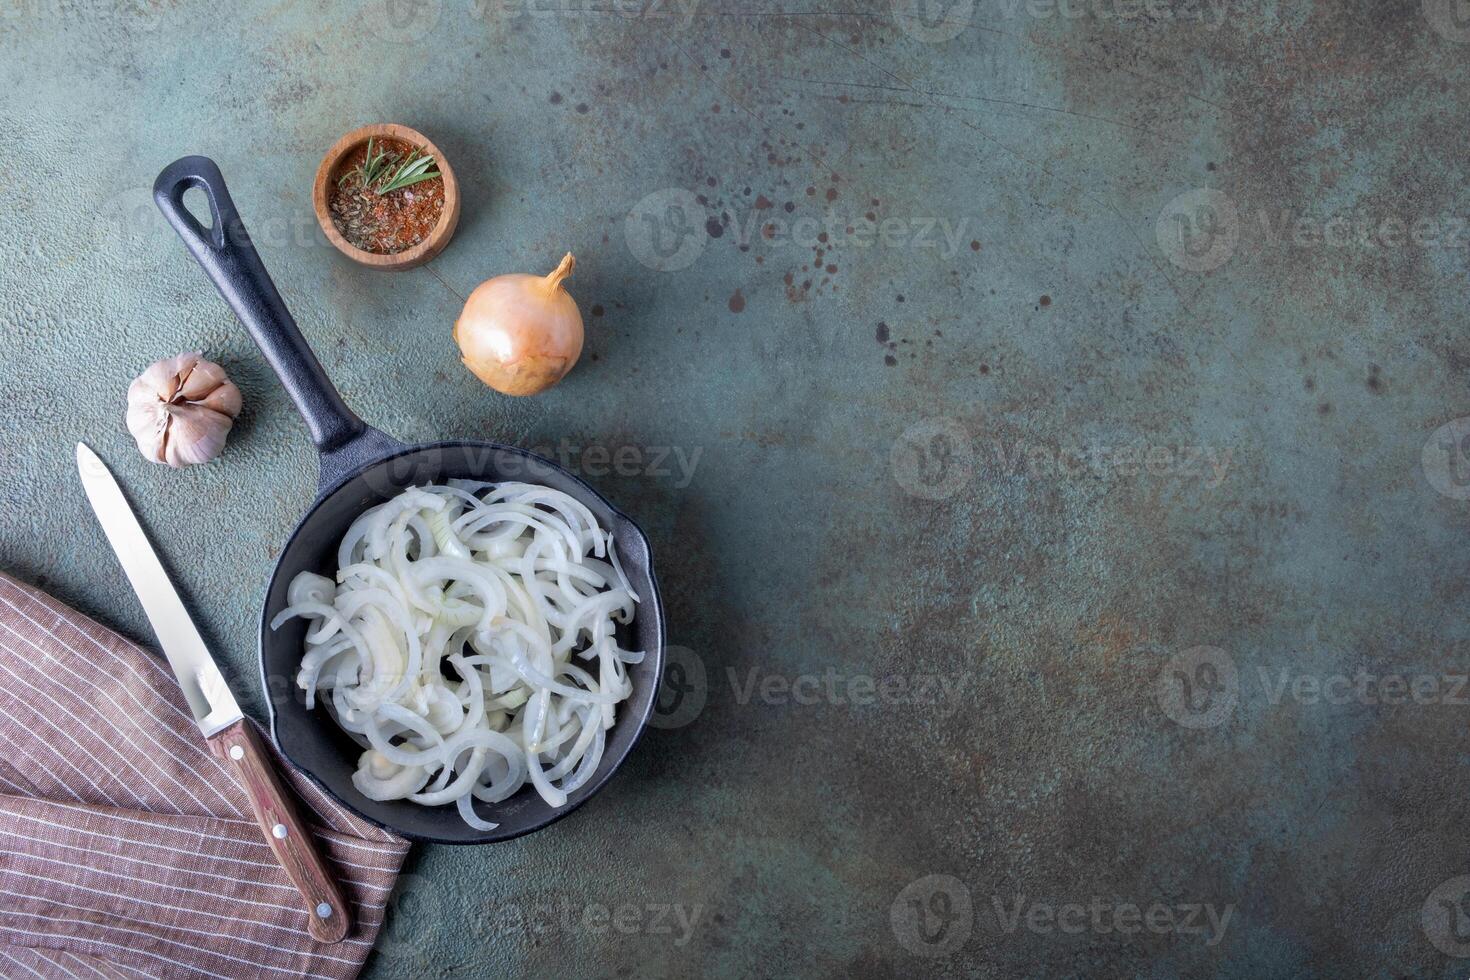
204, 718, 350, 943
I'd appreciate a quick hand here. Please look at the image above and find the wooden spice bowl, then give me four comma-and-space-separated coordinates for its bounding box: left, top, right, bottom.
313, 124, 460, 270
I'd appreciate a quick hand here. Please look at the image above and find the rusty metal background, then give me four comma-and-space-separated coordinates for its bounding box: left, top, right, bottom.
3, 0, 1470, 975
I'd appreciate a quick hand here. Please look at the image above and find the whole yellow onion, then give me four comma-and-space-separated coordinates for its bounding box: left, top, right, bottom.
453, 253, 584, 396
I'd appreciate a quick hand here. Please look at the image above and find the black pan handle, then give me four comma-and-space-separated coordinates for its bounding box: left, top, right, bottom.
154, 156, 403, 491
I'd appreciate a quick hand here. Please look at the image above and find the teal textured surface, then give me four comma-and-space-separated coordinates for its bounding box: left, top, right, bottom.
3, 2, 1470, 975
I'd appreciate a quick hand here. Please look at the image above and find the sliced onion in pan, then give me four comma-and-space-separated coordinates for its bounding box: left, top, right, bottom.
274, 481, 638, 830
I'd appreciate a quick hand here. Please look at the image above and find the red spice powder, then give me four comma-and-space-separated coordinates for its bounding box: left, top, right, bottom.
328, 138, 445, 254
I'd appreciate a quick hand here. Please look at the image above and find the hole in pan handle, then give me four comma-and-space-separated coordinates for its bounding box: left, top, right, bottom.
153, 155, 403, 492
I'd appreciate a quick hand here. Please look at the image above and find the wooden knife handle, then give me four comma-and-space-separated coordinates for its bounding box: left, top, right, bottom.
206, 719, 350, 943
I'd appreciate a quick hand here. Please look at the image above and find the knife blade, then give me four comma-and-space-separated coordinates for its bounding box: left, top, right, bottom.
76, 442, 349, 944
75, 442, 242, 736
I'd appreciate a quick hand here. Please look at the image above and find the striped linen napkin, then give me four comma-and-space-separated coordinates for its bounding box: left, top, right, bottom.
0, 571, 410, 979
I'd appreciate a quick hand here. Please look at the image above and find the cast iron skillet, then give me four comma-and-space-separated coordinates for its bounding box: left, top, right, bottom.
153, 156, 664, 844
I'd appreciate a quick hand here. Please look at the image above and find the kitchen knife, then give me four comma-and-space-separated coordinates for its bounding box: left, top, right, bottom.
76, 442, 350, 944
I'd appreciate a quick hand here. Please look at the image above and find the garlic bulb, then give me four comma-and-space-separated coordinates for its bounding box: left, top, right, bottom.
126, 353, 243, 467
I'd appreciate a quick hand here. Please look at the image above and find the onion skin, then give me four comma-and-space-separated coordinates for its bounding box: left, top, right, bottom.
454, 253, 584, 396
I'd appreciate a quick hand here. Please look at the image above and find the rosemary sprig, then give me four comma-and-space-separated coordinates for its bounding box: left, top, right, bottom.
339, 137, 392, 190
337, 139, 441, 195
376, 148, 441, 194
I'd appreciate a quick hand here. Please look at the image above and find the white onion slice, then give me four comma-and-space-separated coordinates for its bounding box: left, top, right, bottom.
274, 481, 638, 830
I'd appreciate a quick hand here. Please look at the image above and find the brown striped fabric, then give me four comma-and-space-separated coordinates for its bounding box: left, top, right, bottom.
0, 571, 409, 979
